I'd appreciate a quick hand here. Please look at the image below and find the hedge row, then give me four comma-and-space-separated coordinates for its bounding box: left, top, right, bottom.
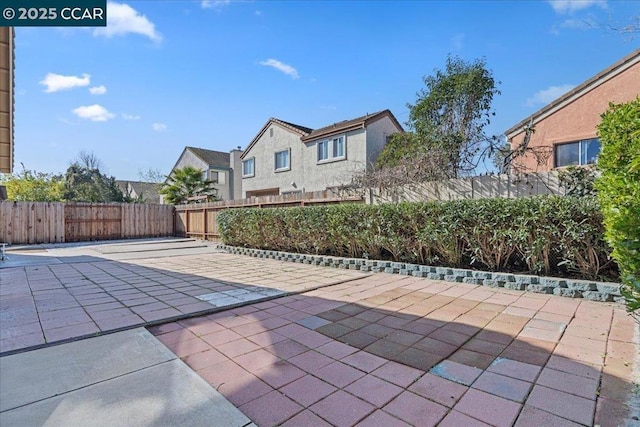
596, 97, 640, 313
218, 196, 616, 280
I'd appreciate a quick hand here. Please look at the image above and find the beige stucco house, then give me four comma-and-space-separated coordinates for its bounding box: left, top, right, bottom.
167, 146, 243, 201
505, 49, 640, 172
0, 27, 14, 175
240, 110, 403, 197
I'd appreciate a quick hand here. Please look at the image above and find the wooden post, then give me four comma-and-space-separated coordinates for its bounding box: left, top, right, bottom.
202, 207, 207, 240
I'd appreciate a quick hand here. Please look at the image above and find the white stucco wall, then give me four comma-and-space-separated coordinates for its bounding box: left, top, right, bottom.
242, 123, 304, 197
241, 116, 402, 196
366, 116, 403, 166
229, 149, 243, 199
301, 128, 367, 192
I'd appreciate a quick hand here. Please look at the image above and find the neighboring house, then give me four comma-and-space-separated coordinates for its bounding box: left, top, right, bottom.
240, 110, 403, 197
116, 180, 162, 204
505, 49, 640, 172
0, 27, 14, 174
167, 146, 242, 201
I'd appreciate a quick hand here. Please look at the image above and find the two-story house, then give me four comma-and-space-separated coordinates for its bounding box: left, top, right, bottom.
167, 146, 243, 201
505, 49, 639, 172
240, 110, 403, 197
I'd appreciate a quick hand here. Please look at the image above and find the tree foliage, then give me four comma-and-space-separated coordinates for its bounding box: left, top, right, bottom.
0, 166, 64, 201
377, 55, 500, 178
63, 152, 124, 202
596, 97, 640, 316
159, 166, 218, 204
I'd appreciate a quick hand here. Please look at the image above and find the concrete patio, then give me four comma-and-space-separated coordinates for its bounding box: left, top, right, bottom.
1, 239, 638, 426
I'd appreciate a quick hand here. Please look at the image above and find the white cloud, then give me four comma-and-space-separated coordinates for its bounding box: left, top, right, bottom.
93, 2, 161, 41
259, 59, 299, 79
72, 104, 116, 121
548, 0, 607, 14
526, 84, 575, 106
89, 85, 107, 95
40, 73, 90, 93
152, 122, 167, 131
122, 113, 140, 120
451, 33, 465, 50
201, 0, 231, 8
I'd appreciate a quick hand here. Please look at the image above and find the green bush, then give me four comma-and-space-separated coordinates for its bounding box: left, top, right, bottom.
218, 195, 616, 280
596, 98, 640, 314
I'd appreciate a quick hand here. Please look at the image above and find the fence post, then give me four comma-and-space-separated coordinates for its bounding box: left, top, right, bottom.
202, 207, 207, 240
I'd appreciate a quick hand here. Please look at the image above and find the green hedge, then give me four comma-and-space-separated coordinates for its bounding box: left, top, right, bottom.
218, 196, 616, 280
596, 98, 640, 313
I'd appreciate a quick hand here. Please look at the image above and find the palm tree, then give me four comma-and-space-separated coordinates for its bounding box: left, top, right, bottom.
159, 166, 219, 204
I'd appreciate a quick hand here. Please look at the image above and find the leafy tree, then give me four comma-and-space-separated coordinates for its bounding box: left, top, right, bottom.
378, 55, 500, 178
596, 98, 640, 316
63, 152, 124, 202
0, 165, 64, 201
159, 166, 218, 204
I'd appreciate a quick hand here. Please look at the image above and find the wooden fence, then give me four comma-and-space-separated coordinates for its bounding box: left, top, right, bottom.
175, 190, 363, 241
0, 202, 175, 245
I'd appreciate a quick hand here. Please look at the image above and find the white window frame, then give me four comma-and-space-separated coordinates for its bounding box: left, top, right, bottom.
332, 136, 345, 159
242, 158, 255, 178
318, 140, 329, 162
274, 149, 291, 172
555, 138, 600, 168
317, 134, 347, 164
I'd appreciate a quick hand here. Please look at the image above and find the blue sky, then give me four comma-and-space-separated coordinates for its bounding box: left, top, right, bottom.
12, 0, 639, 180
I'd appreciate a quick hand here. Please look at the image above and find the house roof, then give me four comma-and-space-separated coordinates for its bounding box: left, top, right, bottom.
301, 110, 403, 142
505, 48, 640, 139
186, 146, 230, 167
115, 180, 161, 203
241, 109, 403, 159
241, 118, 312, 159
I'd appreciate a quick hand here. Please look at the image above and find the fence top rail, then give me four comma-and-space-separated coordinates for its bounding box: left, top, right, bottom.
174, 191, 363, 211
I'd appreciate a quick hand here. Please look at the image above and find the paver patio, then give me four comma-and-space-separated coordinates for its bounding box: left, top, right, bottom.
0, 244, 365, 354
1, 240, 638, 426
149, 270, 639, 427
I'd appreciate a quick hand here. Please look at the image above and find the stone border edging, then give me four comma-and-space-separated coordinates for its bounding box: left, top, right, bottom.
217, 245, 623, 303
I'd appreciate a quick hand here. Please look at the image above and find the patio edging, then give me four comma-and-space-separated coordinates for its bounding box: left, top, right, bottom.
217, 244, 623, 303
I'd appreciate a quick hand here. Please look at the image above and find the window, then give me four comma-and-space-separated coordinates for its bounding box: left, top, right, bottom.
275, 149, 290, 171
269, 127, 274, 138
332, 136, 345, 158
555, 138, 600, 167
318, 140, 329, 161
317, 135, 346, 162
242, 158, 255, 177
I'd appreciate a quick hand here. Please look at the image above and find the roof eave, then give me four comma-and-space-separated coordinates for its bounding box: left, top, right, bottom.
505, 48, 640, 139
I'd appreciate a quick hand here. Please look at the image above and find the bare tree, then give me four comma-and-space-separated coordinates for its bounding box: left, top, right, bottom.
75, 151, 103, 171
138, 168, 165, 184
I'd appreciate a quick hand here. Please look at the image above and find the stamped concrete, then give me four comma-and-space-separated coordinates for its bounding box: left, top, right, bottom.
0, 328, 252, 427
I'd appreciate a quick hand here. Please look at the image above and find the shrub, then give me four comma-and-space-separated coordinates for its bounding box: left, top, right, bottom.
596, 98, 640, 314
558, 165, 598, 197
218, 195, 615, 281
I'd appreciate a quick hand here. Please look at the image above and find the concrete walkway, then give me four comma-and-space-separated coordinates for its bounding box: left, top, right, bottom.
0, 328, 253, 426
1, 239, 639, 426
